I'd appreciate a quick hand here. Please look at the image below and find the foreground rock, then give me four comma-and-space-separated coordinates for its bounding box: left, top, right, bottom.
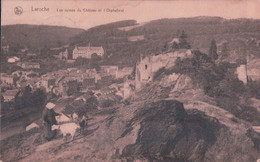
120, 100, 259, 162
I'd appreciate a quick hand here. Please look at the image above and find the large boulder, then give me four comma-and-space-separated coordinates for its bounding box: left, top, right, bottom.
120, 100, 258, 162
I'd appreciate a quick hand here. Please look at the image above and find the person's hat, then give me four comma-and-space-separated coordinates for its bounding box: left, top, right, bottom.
46, 102, 55, 109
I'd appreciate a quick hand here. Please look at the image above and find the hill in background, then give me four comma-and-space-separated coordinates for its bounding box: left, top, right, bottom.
1, 17, 260, 69
70, 17, 260, 67
1, 24, 84, 51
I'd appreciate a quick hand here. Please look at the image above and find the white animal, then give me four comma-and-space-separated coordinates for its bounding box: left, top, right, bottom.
26, 122, 39, 131
55, 113, 71, 124
52, 123, 80, 139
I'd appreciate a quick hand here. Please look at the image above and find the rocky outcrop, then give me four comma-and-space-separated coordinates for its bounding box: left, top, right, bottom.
120, 100, 259, 162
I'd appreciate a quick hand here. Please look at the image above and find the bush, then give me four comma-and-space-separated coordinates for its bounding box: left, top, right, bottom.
246, 80, 260, 99
101, 99, 115, 108
153, 67, 166, 81
170, 49, 260, 124
14, 86, 46, 110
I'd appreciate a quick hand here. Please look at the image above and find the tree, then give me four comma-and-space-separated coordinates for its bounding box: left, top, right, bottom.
1, 95, 4, 105
209, 39, 218, 61
22, 85, 34, 107
67, 80, 79, 96
162, 42, 169, 52
220, 42, 229, 61
177, 30, 191, 49
33, 89, 47, 107
74, 57, 90, 66
172, 42, 179, 49
23, 85, 32, 96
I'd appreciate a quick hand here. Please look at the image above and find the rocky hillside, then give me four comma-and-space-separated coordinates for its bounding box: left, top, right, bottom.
1, 74, 259, 162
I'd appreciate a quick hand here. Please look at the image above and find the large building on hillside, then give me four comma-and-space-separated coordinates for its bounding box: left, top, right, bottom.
72, 45, 104, 59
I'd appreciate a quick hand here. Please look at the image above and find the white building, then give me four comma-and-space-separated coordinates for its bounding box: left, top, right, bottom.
236, 64, 248, 84
116, 67, 133, 79
8, 56, 20, 63
72, 46, 104, 59
2, 89, 19, 102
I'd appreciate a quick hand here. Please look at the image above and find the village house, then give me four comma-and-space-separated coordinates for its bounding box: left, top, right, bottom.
68, 69, 95, 82
116, 67, 133, 79
72, 45, 104, 59
1, 73, 14, 85
99, 65, 118, 77
123, 79, 135, 99
16, 78, 38, 91
16, 79, 27, 89
37, 78, 56, 93
8, 56, 20, 63
85, 68, 97, 78
74, 92, 93, 102
51, 75, 68, 96
26, 53, 37, 57
97, 75, 114, 88
12, 71, 39, 81
109, 83, 123, 91
20, 62, 40, 69
58, 49, 69, 60
100, 87, 117, 96
2, 89, 19, 102
12, 71, 25, 77
81, 78, 96, 91
52, 82, 68, 97
1, 81, 11, 89
2, 45, 9, 52
20, 48, 28, 53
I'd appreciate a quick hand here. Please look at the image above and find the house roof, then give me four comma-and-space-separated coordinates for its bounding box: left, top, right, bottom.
100, 87, 117, 94
75, 93, 93, 102
120, 67, 133, 71
83, 78, 95, 86
22, 62, 40, 66
3, 89, 19, 96
75, 46, 104, 51
1, 82, 10, 87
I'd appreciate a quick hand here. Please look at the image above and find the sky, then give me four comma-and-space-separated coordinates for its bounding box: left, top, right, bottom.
2, 0, 260, 29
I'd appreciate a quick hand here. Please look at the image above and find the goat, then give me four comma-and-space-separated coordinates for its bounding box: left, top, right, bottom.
52, 122, 80, 140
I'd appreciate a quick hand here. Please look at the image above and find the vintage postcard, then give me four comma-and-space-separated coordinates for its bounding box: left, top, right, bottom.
1, 0, 260, 161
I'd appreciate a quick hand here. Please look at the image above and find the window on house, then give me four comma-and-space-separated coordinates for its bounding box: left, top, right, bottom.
145, 64, 148, 70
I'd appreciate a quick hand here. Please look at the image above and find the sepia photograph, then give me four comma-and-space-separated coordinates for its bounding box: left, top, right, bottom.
1, 0, 260, 161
